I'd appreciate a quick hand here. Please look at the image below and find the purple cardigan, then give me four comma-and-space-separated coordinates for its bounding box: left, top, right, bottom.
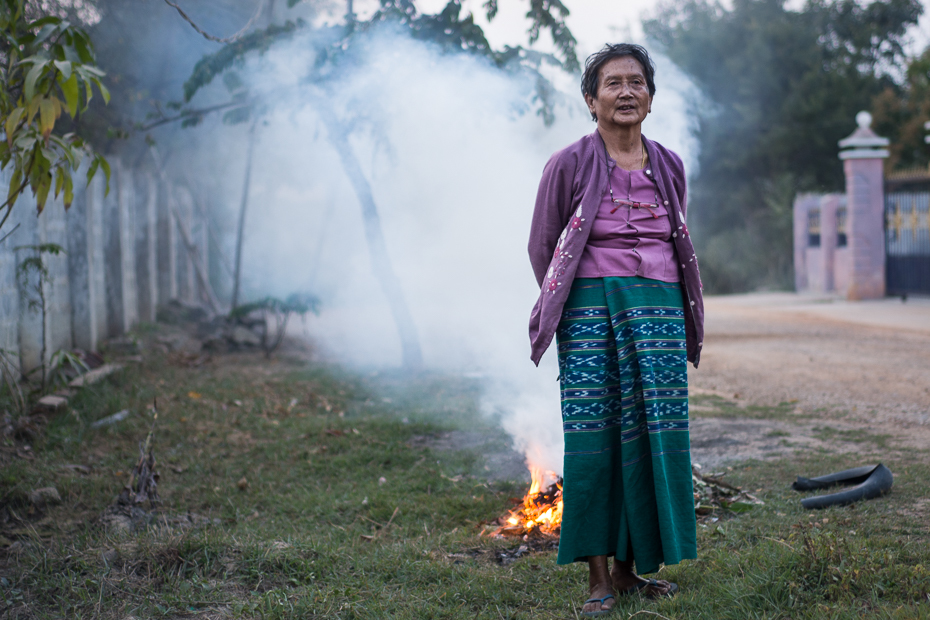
527, 131, 705, 367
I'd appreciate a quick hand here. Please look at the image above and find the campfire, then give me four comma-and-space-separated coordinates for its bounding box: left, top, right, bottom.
487, 464, 763, 539
488, 467, 563, 538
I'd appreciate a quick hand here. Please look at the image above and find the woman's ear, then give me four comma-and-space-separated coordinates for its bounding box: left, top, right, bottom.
584, 93, 597, 120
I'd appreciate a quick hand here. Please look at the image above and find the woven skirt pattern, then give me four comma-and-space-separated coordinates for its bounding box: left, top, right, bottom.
555, 277, 696, 573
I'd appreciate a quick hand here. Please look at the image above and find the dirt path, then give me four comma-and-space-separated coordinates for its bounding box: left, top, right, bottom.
689, 293, 930, 468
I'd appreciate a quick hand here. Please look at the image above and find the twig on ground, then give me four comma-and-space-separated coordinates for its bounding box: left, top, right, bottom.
361, 508, 400, 530
762, 536, 797, 552
628, 611, 674, 620
384, 507, 400, 529
119, 401, 160, 507
360, 515, 384, 528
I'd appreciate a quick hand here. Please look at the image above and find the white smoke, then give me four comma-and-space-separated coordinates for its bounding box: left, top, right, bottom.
187, 30, 698, 474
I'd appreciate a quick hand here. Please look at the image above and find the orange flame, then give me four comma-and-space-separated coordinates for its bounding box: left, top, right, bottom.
491, 467, 563, 537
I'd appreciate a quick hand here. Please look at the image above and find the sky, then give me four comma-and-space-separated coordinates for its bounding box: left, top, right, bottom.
337, 0, 930, 60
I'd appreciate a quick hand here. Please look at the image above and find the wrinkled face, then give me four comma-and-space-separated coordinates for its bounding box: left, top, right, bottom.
585, 56, 652, 128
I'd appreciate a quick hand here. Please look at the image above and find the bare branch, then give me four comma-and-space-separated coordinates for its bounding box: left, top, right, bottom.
163, 0, 265, 44
138, 100, 252, 131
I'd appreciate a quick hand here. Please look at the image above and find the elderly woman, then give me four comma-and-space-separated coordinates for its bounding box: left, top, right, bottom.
528, 43, 704, 616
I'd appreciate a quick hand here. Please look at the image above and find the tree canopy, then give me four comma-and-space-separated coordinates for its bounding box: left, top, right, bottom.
172, 0, 580, 129
873, 46, 930, 172
644, 0, 923, 292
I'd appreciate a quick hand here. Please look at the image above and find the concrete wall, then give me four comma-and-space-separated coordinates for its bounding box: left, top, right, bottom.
0, 173, 19, 360
794, 193, 845, 294
794, 113, 889, 299
0, 158, 215, 380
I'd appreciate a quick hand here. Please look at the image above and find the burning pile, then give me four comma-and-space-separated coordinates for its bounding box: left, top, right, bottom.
487, 464, 762, 540
488, 468, 563, 538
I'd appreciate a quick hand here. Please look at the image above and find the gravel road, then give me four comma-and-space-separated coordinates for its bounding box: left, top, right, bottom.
688, 293, 930, 467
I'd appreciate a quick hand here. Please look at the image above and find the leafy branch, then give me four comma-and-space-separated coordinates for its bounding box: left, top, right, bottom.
231, 294, 320, 358
0, 0, 111, 231
177, 1, 578, 111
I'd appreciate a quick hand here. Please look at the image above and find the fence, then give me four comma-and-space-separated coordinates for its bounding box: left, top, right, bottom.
885, 191, 930, 295
0, 160, 218, 378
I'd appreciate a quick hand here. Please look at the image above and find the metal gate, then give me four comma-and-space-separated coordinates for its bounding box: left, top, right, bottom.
885, 191, 930, 295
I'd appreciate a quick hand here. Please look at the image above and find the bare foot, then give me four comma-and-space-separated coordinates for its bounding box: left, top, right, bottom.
611, 559, 677, 597
582, 581, 616, 615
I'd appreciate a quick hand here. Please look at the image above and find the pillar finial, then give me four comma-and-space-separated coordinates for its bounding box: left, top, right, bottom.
856, 110, 872, 130
839, 110, 889, 160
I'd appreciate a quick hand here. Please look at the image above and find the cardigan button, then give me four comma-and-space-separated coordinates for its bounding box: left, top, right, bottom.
663, 200, 668, 205
645, 169, 651, 175
690, 300, 695, 306
673, 232, 677, 238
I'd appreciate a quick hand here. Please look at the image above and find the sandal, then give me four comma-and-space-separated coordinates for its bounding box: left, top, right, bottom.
618, 578, 679, 599
581, 593, 616, 617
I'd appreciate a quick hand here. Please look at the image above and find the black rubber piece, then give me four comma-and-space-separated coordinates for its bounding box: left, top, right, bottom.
794, 464, 894, 510
791, 464, 880, 491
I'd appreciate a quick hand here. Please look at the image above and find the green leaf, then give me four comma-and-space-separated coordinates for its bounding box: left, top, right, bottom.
83, 79, 92, 110
725, 501, 755, 513
24, 60, 47, 102
34, 242, 65, 255
39, 98, 55, 139
72, 33, 92, 64
32, 23, 59, 46
61, 72, 78, 117
53, 59, 71, 80
53, 166, 64, 198
92, 78, 110, 104
86, 157, 99, 185
35, 174, 51, 214
8, 166, 22, 204
63, 173, 73, 209
87, 155, 111, 196
5, 107, 25, 147
30, 16, 63, 29
25, 96, 40, 126
98, 156, 111, 195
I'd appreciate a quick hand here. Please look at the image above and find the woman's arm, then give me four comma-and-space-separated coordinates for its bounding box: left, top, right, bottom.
528, 151, 576, 287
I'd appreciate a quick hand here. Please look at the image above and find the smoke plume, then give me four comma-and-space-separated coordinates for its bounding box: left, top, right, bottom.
181, 30, 698, 474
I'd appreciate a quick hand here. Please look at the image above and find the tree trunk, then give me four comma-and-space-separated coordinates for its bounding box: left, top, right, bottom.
315, 102, 423, 369
231, 122, 257, 311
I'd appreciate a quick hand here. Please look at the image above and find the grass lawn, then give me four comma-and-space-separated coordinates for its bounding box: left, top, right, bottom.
1, 339, 929, 619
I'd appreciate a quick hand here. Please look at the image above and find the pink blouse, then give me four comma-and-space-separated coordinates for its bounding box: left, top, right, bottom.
575, 161, 680, 282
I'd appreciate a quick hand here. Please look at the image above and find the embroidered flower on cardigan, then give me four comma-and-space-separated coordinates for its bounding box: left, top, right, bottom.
546, 206, 584, 295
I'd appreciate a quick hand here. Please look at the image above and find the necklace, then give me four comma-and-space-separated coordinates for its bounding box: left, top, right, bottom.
604, 141, 659, 217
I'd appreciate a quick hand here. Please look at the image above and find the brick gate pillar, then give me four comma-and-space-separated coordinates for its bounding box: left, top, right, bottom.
838, 111, 889, 300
